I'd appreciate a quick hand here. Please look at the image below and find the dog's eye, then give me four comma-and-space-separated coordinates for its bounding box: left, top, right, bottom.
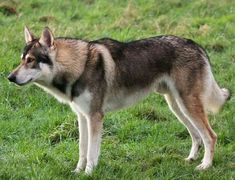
27, 57, 34, 63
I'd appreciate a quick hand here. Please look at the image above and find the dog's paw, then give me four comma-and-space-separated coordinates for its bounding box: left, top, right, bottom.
185, 154, 198, 162
85, 166, 93, 176
72, 158, 87, 174
185, 157, 195, 162
195, 162, 212, 171
71, 167, 83, 174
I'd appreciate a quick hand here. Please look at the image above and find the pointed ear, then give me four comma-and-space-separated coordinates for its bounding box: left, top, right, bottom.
24, 26, 35, 43
39, 27, 54, 48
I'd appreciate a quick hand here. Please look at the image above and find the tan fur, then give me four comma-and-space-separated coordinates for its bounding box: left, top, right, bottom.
54, 40, 88, 81
94, 44, 116, 88
180, 93, 217, 169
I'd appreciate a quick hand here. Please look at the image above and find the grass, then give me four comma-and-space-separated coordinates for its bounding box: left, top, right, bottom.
0, 0, 235, 179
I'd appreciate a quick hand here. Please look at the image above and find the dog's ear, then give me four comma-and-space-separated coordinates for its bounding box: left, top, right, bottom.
39, 27, 54, 48
24, 26, 35, 43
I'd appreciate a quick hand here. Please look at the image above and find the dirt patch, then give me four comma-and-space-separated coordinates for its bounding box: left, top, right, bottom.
39, 16, 56, 23
0, 4, 17, 16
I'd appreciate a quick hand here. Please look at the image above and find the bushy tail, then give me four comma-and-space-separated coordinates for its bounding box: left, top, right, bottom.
206, 81, 231, 114
221, 88, 232, 101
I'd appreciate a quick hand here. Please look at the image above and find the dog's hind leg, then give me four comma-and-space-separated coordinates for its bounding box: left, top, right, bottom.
164, 93, 202, 161
176, 93, 217, 170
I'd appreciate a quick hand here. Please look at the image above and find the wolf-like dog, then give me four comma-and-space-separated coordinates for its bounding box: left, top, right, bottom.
8, 27, 230, 174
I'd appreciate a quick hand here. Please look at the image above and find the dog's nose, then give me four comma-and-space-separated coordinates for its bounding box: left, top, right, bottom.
8, 73, 16, 82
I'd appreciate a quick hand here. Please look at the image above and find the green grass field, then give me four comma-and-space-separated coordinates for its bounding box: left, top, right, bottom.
0, 0, 234, 179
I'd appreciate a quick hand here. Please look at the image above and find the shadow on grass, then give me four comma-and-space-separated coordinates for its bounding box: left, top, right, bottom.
134, 108, 169, 122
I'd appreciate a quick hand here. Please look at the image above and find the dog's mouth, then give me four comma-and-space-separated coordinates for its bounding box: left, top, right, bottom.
16, 78, 33, 86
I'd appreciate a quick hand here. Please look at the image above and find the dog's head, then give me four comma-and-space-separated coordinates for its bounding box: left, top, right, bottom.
8, 26, 56, 85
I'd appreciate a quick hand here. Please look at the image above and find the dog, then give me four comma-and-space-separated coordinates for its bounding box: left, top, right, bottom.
8, 26, 230, 174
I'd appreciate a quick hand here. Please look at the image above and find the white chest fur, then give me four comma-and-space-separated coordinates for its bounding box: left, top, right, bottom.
36, 82, 92, 117
71, 89, 92, 117
35, 83, 71, 104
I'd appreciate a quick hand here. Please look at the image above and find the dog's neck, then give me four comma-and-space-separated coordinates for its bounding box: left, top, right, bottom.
33, 39, 103, 103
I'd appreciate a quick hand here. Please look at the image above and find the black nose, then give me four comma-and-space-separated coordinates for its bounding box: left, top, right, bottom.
8, 73, 16, 82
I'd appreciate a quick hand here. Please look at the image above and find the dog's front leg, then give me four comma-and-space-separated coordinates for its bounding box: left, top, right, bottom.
85, 112, 103, 175
73, 113, 88, 173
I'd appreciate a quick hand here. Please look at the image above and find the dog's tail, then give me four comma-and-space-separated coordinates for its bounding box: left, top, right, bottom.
205, 78, 231, 114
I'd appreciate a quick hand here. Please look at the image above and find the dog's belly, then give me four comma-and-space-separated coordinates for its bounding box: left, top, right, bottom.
103, 88, 152, 112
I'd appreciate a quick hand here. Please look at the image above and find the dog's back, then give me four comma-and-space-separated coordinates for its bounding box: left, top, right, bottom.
92, 36, 205, 85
